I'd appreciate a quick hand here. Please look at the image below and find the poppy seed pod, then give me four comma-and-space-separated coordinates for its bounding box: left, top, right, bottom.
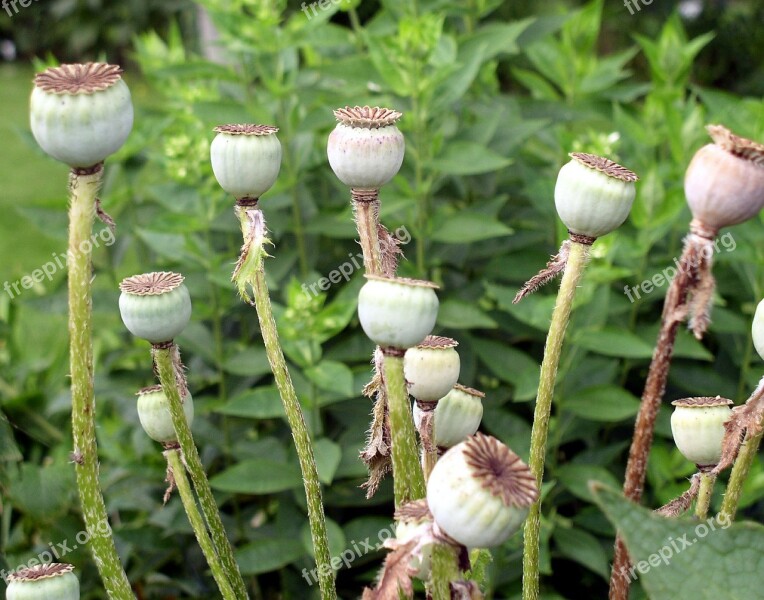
684, 125, 764, 230
415, 384, 485, 449
30, 63, 133, 169
394, 500, 434, 580
670, 396, 733, 468
403, 336, 460, 402
752, 297, 764, 361
427, 433, 538, 548
327, 106, 405, 189
119, 272, 192, 344
357, 275, 439, 349
6, 563, 79, 600
554, 152, 638, 239
210, 124, 282, 199
137, 385, 194, 444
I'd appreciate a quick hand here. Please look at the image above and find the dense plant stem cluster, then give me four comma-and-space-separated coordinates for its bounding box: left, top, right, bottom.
152, 345, 249, 599
234, 204, 337, 600
67, 165, 134, 600
522, 239, 590, 600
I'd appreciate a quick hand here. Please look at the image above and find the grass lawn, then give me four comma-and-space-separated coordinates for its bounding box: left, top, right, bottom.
0, 63, 69, 285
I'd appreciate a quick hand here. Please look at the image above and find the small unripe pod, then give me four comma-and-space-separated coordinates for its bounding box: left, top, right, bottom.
427, 433, 538, 548
119, 272, 192, 344
403, 336, 460, 402
554, 152, 638, 238
670, 396, 733, 467
357, 275, 439, 349
6, 563, 79, 600
753, 298, 764, 361
684, 125, 764, 230
210, 124, 282, 199
30, 63, 133, 168
413, 384, 484, 448
327, 106, 405, 189
394, 500, 434, 580
136, 385, 194, 444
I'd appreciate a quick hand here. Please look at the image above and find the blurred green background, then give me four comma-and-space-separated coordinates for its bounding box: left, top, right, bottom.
1, 0, 763, 598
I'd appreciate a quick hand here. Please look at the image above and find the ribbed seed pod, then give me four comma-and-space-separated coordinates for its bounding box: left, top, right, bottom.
136, 385, 194, 444
403, 336, 460, 402
670, 396, 733, 468
6, 563, 79, 600
118, 272, 192, 344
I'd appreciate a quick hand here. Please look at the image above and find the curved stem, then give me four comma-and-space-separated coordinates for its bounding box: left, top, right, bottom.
153, 346, 249, 600
522, 240, 589, 600
720, 432, 763, 521
165, 449, 237, 600
430, 543, 460, 600
695, 472, 715, 520
235, 207, 336, 600
68, 166, 134, 599
383, 353, 426, 506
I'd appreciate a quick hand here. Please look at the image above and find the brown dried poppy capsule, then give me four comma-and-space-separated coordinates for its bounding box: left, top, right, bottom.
427, 433, 539, 548
685, 125, 764, 230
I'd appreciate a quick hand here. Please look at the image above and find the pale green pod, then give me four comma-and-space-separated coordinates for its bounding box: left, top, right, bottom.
753, 298, 764, 361
357, 275, 439, 349
394, 511, 433, 581
429, 384, 484, 448
210, 124, 282, 199
119, 272, 192, 344
427, 433, 538, 548
136, 385, 194, 444
327, 106, 405, 189
403, 336, 460, 402
554, 152, 637, 238
670, 397, 733, 467
684, 126, 764, 230
30, 63, 133, 168
6, 563, 79, 600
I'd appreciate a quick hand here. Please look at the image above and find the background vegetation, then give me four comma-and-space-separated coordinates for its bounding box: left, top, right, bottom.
1, 0, 763, 598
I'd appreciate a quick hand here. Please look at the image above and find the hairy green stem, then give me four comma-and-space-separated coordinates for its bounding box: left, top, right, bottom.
236, 206, 336, 600
383, 353, 426, 506
68, 165, 134, 599
430, 543, 460, 600
165, 449, 236, 600
721, 432, 763, 521
153, 346, 249, 599
522, 240, 590, 600
695, 472, 715, 520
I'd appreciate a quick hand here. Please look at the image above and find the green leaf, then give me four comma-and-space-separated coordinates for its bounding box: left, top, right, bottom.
217, 386, 284, 420
305, 360, 355, 398
556, 464, 620, 503
210, 459, 302, 494
431, 212, 513, 243
591, 483, 764, 599
553, 525, 608, 579
0, 415, 22, 462
314, 438, 342, 485
573, 327, 655, 359
437, 300, 497, 329
430, 141, 512, 175
222, 347, 272, 377
8, 462, 74, 519
472, 338, 539, 401
563, 385, 640, 422
235, 538, 306, 575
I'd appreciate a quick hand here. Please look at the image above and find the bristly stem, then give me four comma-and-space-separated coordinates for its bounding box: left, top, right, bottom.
383, 352, 426, 506
153, 346, 249, 600
351, 189, 382, 275
165, 449, 237, 600
235, 206, 336, 600
720, 431, 763, 521
522, 239, 590, 600
67, 165, 134, 599
695, 472, 715, 520
430, 543, 460, 600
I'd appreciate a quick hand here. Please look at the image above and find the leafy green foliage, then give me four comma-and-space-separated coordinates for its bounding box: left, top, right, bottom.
2, 0, 764, 598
